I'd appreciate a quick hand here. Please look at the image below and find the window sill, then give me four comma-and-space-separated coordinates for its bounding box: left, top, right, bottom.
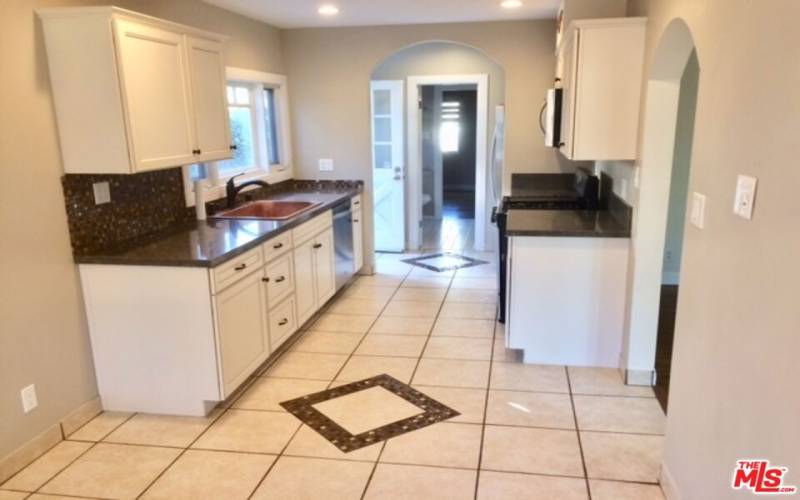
185, 166, 293, 208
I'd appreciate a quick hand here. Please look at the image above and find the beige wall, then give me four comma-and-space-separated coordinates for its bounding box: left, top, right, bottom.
0, 0, 283, 462
281, 20, 570, 258
622, 1, 800, 498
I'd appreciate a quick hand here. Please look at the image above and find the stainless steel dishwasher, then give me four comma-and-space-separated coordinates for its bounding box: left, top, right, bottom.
332, 199, 354, 290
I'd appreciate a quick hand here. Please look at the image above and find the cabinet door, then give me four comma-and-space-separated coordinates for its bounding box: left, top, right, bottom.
313, 228, 336, 305
352, 208, 363, 272
559, 29, 579, 159
113, 19, 196, 171
214, 271, 269, 397
186, 36, 232, 162
293, 238, 317, 325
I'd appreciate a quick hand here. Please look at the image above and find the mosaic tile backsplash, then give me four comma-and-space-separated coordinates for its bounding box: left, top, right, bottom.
62, 167, 363, 256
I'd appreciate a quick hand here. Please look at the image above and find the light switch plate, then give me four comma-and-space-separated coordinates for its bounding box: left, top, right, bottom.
690, 192, 706, 229
733, 175, 757, 220
21, 384, 38, 413
319, 159, 334, 172
92, 181, 111, 205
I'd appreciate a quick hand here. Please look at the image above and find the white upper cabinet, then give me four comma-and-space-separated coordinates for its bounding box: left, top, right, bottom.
38, 7, 233, 174
185, 36, 233, 163
114, 19, 196, 171
558, 18, 646, 161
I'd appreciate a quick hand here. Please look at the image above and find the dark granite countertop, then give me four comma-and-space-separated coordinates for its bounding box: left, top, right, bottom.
506, 209, 631, 238
74, 188, 361, 268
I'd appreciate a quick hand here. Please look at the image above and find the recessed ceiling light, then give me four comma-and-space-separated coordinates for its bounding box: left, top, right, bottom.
318, 4, 339, 16
501, 0, 523, 8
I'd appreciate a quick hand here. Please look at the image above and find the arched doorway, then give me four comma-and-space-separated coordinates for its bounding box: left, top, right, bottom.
624, 19, 699, 412
368, 41, 505, 255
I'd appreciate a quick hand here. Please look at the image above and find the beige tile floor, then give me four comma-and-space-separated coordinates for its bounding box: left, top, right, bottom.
0, 252, 666, 500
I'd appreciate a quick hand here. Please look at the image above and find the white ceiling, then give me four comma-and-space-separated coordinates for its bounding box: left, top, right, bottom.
202, 0, 560, 29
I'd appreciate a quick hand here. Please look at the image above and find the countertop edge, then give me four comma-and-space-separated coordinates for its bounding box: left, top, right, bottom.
73, 187, 361, 268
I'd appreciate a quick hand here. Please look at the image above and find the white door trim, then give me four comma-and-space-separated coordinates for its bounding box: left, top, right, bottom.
406, 74, 489, 251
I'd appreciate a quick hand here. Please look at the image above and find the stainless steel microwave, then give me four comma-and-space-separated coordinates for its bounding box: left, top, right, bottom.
539, 88, 563, 148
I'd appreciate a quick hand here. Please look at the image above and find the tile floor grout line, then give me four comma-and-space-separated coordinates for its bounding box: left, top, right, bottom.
351, 265, 420, 500
134, 404, 231, 500
566, 366, 593, 500
472, 303, 500, 500
357, 258, 462, 499
29, 411, 139, 497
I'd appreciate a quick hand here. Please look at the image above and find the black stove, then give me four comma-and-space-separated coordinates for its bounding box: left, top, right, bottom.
493, 170, 599, 323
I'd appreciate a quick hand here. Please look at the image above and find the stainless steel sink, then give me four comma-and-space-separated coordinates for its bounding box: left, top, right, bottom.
212, 200, 321, 220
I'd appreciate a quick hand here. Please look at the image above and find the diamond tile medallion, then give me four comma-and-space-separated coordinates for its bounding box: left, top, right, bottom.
280, 374, 460, 452
402, 252, 489, 272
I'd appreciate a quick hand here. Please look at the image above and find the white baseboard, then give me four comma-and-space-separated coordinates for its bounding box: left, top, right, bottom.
626, 368, 656, 386
59, 396, 102, 438
0, 396, 102, 484
0, 424, 62, 484
662, 270, 680, 285
660, 462, 682, 500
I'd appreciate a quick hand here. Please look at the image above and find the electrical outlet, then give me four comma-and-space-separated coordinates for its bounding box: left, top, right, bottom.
21, 384, 38, 413
733, 175, 757, 220
92, 181, 111, 205
690, 192, 706, 229
318, 159, 334, 172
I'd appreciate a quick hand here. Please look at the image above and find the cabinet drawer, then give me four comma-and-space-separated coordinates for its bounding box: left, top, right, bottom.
212, 247, 263, 293
269, 296, 297, 351
292, 211, 332, 244
262, 232, 292, 262
264, 254, 294, 306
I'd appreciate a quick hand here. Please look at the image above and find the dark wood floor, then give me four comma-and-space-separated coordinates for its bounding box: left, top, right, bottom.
654, 284, 679, 412
442, 191, 475, 219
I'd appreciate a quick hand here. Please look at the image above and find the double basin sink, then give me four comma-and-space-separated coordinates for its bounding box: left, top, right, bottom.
212, 200, 321, 221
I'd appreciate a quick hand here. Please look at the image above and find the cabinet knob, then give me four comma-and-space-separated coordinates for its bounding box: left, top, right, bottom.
192, 149, 202, 155
261, 277, 270, 283
353, 200, 360, 205
273, 243, 283, 249
229, 144, 237, 150
352, 219, 359, 223
234, 263, 247, 271
278, 318, 288, 326
313, 243, 323, 249
275, 276, 286, 283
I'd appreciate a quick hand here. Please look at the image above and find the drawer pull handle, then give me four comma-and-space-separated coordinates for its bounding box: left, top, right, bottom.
273, 242, 284, 249
353, 200, 360, 205
352, 218, 359, 223
278, 318, 288, 326
275, 276, 286, 283
262, 277, 270, 283
313, 243, 323, 249
192, 148, 202, 155
234, 263, 247, 271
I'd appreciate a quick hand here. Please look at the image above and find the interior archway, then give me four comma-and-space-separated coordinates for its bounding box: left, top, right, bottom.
622, 19, 699, 395
369, 41, 506, 253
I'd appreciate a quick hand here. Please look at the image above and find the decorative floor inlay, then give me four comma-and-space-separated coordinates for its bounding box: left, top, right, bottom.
402, 252, 489, 273
280, 374, 460, 452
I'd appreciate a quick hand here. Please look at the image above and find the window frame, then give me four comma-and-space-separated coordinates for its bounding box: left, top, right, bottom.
184, 67, 293, 206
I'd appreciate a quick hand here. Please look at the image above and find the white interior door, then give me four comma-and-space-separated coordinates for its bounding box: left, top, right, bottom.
371, 80, 405, 252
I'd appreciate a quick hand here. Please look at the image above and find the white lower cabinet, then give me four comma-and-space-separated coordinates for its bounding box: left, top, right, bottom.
79, 208, 351, 416
214, 271, 269, 397
293, 214, 336, 325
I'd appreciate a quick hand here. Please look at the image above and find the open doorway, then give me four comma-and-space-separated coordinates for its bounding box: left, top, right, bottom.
654, 50, 699, 411
420, 84, 478, 251
621, 18, 700, 416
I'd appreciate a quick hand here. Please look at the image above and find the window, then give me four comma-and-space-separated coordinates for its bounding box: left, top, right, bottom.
440, 101, 461, 153
184, 69, 292, 206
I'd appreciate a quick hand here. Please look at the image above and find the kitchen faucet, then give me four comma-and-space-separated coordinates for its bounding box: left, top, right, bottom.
225, 173, 270, 208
